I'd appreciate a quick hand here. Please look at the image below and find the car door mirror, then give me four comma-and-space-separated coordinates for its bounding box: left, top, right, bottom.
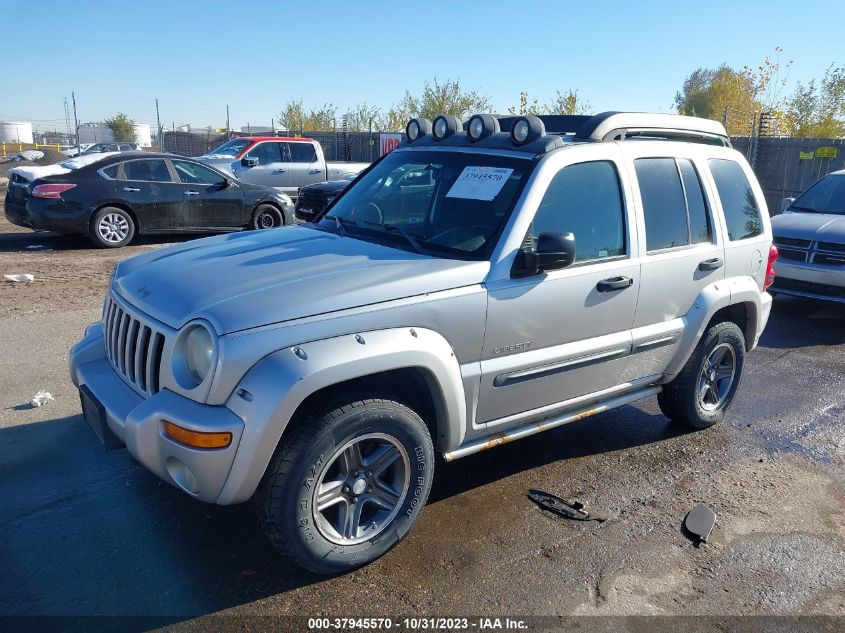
241, 156, 259, 168
513, 232, 576, 277
219, 176, 234, 188
781, 196, 795, 213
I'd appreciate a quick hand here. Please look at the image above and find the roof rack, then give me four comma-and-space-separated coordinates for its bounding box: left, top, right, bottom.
493, 115, 592, 135
573, 112, 731, 147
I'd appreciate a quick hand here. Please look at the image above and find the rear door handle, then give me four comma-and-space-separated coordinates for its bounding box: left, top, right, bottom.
122, 186, 140, 192
272, 169, 286, 174
184, 190, 199, 196
698, 257, 724, 271
597, 276, 634, 292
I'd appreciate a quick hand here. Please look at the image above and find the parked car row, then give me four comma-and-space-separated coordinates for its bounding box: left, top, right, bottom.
5, 153, 293, 247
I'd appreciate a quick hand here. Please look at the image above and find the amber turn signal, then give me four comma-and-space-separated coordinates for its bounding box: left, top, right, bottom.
162, 421, 232, 449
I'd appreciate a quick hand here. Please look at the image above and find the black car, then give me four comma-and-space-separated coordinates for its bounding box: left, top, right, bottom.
4, 153, 294, 248
294, 177, 353, 222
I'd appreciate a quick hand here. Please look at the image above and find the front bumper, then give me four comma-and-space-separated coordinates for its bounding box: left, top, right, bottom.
772, 260, 845, 303
70, 322, 245, 503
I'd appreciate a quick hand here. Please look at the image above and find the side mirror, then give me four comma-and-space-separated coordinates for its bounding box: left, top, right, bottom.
514, 231, 576, 277
219, 177, 234, 188
241, 156, 259, 168
781, 197, 795, 213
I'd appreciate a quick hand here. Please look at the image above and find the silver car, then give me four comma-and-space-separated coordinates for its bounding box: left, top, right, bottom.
771, 170, 845, 303
70, 112, 774, 574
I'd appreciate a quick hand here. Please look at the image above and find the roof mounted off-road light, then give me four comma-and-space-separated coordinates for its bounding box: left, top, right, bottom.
467, 114, 500, 142
406, 117, 432, 142
511, 115, 545, 146
433, 115, 462, 141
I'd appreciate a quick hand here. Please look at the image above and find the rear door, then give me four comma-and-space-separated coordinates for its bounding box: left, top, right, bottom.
232, 141, 288, 189
117, 158, 184, 230
170, 159, 245, 229
286, 141, 323, 192
621, 145, 726, 381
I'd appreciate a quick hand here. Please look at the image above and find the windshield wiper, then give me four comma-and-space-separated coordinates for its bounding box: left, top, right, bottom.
382, 224, 431, 256
330, 215, 358, 235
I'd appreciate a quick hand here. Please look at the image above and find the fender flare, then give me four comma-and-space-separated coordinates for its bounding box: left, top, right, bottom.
216, 327, 465, 505
663, 276, 763, 379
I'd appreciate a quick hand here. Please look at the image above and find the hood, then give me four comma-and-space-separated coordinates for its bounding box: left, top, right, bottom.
772, 212, 845, 242
300, 180, 350, 195
113, 226, 489, 334
197, 155, 236, 175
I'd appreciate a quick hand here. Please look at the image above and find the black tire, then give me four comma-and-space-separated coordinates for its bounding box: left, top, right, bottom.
251, 204, 284, 230
88, 206, 135, 248
258, 395, 434, 575
657, 321, 746, 429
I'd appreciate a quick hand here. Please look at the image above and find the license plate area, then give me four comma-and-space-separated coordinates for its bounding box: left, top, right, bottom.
79, 384, 123, 450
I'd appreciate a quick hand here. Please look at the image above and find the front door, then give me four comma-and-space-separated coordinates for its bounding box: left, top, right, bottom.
170, 159, 245, 228
621, 149, 726, 381
231, 141, 289, 189
478, 157, 639, 427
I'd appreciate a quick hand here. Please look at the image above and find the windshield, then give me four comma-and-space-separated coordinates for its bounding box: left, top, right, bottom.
790, 174, 845, 215
316, 149, 532, 260
205, 138, 252, 158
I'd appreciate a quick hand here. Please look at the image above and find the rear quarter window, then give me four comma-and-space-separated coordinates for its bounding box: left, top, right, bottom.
708, 159, 763, 241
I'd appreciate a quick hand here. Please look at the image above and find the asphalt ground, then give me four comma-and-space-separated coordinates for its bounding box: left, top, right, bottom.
0, 217, 842, 630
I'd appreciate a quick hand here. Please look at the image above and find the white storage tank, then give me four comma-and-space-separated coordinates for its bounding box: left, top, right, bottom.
0, 121, 34, 144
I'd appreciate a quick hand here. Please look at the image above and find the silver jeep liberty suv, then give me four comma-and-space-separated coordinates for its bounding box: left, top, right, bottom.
70, 112, 776, 574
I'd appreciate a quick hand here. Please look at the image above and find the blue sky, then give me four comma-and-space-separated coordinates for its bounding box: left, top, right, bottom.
2, 0, 843, 132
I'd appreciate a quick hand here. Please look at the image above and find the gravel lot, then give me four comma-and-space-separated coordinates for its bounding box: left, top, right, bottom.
0, 210, 843, 626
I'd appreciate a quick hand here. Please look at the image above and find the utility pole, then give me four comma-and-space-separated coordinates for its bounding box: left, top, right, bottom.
71, 91, 80, 155
226, 105, 230, 138
155, 98, 162, 151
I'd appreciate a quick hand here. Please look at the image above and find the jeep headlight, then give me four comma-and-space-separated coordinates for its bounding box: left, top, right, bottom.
173, 322, 215, 389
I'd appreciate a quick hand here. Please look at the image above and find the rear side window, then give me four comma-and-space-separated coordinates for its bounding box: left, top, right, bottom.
101, 164, 119, 179
122, 159, 172, 182
635, 158, 689, 251
289, 142, 317, 163
531, 161, 625, 263
708, 159, 762, 240
636, 158, 713, 251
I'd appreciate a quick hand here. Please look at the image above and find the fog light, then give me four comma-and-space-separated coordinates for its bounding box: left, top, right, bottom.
163, 421, 232, 449
432, 115, 462, 141
405, 117, 432, 142
467, 113, 499, 141
510, 115, 545, 145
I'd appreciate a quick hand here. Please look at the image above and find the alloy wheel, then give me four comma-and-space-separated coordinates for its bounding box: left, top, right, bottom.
98, 212, 130, 243
698, 343, 736, 411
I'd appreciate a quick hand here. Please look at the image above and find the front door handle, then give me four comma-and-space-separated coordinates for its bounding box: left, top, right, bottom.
698, 257, 724, 271
184, 190, 199, 196
122, 186, 140, 192
308, 169, 321, 175
272, 169, 286, 174
597, 276, 633, 292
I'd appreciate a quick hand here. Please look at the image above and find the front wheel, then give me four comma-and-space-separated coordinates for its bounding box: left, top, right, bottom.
258, 396, 434, 575
658, 321, 746, 429
251, 204, 284, 230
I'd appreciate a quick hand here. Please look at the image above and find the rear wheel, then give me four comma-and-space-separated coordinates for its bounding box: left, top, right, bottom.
657, 321, 746, 429
89, 206, 135, 248
258, 395, 434, 574
251, 204, 284, 230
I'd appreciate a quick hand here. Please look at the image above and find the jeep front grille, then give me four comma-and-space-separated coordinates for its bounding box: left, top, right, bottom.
103, 294, 165, 397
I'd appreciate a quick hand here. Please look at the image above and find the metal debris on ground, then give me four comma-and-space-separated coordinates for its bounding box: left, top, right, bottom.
527, 489, 606, 523
30, 391, 55, 408
4, 274, 35, 282
683, 503, 716, 545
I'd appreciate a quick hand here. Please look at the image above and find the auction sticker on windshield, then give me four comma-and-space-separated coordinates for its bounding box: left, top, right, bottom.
446, 166, 513, 201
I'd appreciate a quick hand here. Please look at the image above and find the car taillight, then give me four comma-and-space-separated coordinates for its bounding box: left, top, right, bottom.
764, 244, 778, 291
31, 183, 77, 199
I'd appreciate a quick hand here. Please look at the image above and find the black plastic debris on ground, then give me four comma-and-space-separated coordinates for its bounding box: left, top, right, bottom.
683, 503, 716, 546
527, 489, 606, 523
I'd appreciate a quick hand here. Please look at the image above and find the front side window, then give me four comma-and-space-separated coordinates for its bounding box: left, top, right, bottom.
206, 138, 251, 157
319, 150, 532, 260
172, 160, 223, 184
246, 142, 283, 165
789, 174, 845, 215
289, 142, 317, 163
709, 158, 763, 240
122, 159, 172, 182
530, 161, 625, 263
